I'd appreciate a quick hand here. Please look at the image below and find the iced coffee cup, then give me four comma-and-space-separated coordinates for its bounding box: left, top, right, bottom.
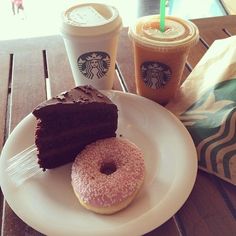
61, 3, 122, 90
129, 15, 199, 105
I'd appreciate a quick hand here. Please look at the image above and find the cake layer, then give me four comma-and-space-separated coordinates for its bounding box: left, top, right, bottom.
38, 131, 116, 169
35, 122, 117, 152
35, 111, 117, 135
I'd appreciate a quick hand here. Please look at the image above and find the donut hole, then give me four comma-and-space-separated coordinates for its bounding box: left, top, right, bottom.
100, 161, 117, 175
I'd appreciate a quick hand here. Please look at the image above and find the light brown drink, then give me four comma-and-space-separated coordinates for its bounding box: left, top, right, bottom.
129, 15, 199, 105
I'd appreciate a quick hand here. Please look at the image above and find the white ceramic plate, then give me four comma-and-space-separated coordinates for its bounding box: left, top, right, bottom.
0, 91, 197, 236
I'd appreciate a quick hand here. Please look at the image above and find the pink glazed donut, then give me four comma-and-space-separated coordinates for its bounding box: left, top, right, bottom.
71, 137, 145, 214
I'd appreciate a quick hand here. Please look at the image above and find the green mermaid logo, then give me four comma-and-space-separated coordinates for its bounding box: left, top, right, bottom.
77, 51, 110, 80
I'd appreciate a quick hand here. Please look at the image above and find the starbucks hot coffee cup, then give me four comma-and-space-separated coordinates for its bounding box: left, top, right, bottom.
61, 3, 122, 89
129, 15, 199, 105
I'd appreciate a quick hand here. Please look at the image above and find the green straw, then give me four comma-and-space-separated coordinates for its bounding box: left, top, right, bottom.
160, 0, 166, 32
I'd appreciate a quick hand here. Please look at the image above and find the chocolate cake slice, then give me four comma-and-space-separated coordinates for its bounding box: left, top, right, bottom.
32, 85, 118, 170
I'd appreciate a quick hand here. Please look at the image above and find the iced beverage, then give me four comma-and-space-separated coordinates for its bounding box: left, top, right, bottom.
129, 15, 199, 105
61, 3, 122, 90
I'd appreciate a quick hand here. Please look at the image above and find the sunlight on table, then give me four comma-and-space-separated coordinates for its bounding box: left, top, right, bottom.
0, 0, 139, 40
0, 0, 226, 40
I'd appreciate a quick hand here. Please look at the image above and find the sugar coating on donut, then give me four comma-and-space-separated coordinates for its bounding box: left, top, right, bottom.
71, 137, 145, 209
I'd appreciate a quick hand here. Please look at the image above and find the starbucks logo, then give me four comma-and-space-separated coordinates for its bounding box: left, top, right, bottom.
77, 51, 110, 80
141, 61, 172, 89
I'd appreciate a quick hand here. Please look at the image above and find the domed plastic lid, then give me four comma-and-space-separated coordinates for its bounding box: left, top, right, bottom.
129, 15, 199, 51
61, 3, 122, 37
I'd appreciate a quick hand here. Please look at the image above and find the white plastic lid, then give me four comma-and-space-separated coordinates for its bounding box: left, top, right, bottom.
61, 3, 122, 37
129, 15, 199, 51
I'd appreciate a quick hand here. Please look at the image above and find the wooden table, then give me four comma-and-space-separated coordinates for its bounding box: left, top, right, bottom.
1, 15, 236, 236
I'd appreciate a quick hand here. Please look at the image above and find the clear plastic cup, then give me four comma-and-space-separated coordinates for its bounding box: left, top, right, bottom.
129, 15, 199, 105
61, 3, 122, 90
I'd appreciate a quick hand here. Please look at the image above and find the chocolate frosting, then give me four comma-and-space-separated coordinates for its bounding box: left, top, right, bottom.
32, 85, 115, 118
